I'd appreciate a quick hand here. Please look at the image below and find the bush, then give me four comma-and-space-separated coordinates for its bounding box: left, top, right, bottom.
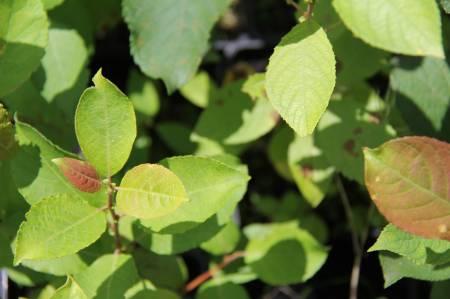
0, 0, 449, 298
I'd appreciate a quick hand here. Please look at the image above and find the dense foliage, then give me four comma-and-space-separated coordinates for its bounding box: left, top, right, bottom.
0, 0, 449, 298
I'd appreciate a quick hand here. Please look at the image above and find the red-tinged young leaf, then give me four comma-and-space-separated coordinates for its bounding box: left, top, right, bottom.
53, 158, 102, 193
364, 137, 450, 240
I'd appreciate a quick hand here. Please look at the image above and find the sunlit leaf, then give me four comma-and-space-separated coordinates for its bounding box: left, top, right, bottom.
364, 136, 450, 240
333, 0, 444, 57
75, 69, 136, 177
116, 164, 189, 219
266, 21, 336, 137
14, 194, 107, 265
53, 158, 102, 193
0, 0, 48, 96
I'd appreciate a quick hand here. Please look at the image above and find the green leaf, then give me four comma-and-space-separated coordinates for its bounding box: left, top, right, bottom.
133, 248, 187, 291
316, 99, 395, 184
11, 120, 107, 206
140, 156, 249, 234
0, 0, 49, 96
123, 0, 231, 92
73, 254, 140, 299
379, 252, 450, 287
134, 213, 230, 255
14, 194, 107, 265
265, 21, 336, 137
288, 135, 334, 207
42, 0, 65, 10
51, 277, 87, 299
241, 73, 266, 101
364, 136, 450, 240
116, 164, 189, 219
53, 158, 102, 193
201, 221, 241, 255
244, 222, 328, 285
22, 254, 87, 276
192, 80, 278, 146
0, 104, 17, 160
369, 224, 450, 265
180, 71, 217, 108
197, 279, 250, 299
332, 0, 444, 57
333, 29, 388, 84
267, 125, 295, 181
156, 122, 196, 155
75, 69, 137, 177
31, 27, 88, 102
390, 56, 450, 133
441, 0, 450, 13
127, 69, 160, 119
129, 289, 180, 299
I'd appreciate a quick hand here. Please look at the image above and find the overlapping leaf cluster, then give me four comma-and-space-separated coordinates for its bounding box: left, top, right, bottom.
0, 0, 450, 298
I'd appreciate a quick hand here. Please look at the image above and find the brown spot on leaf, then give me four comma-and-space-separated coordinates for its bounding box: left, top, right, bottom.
353, 127, 363, 135
300, 164, 313, 178
343, 139, 359, 157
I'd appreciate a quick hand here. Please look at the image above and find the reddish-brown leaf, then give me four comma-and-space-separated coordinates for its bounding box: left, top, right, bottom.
364, 137, 450, 240
53, 158, 102, 193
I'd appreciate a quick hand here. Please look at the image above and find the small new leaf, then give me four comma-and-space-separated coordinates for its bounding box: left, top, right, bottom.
116, 164, 189, 219
52, 158, 102, 193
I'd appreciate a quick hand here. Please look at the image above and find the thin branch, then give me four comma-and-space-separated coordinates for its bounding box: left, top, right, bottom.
286, 0, 300, 11
107, 178, 122, 254
183, 251, 245, 294
335, 175, 361, 299
303, 0, 315, 20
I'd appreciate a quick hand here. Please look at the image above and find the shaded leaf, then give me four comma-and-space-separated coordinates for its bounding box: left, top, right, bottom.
14, 194, 107, 265
116, 164, 189, 219
31, 27, 88, 103
74, 254, 140, 299
53, 158, 102, 193
317, 99, 395, 184
364, 137, 450, 240
379, 252, 450, 287
126, 69, 160, 119
244, 222, 328, 285
369, 224, 450, 265
123, 0, 231, 92
0, 0, 48, 96
197, 279, 250, 299
201, 221, 241, 255
11, 119, 107, 206
0, 104, 17, 159
266, 21, 336, 137
75, 69, 136, 177
51, 276, 87, 299
333, 0, 444, 57
156, 122, 196, 155
442, 0, 450, 13
180, 71, 217, 108
390, 56, 450, 133
288, 135, 334, 207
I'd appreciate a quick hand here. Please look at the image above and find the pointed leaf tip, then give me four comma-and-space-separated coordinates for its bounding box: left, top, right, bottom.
52, 158, 102, 193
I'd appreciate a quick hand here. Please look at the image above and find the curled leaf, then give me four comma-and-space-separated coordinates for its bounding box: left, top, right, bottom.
53, 158, 102, 193
364, 136, 450, 240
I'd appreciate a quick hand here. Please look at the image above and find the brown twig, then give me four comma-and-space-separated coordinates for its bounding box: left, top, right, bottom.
335, 175, 361, 299
183, 251, 245, 294
107, 178, 122, 254
286, 0, 300, 11
303, 0, 315, 20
